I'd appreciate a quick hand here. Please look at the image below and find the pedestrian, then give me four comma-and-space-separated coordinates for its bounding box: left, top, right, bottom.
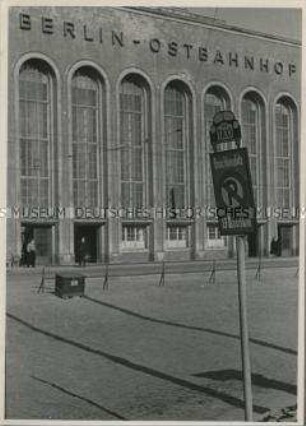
270, 238, 277, 256
276, 236, 282, 257
79, 237, 86, 267
20, 240, 28, 266
27, 239, 36, 267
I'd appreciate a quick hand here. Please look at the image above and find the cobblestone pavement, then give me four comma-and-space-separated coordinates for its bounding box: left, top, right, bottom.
5, 265, 298, 421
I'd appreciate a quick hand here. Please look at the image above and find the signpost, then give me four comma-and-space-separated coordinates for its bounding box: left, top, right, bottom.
209, 111, 255, 422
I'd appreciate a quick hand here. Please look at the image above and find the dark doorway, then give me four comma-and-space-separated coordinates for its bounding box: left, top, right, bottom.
21, 224, 53, 265
74, 225, 99, 264
278, 225, 292, 257
247, 229, 258, 257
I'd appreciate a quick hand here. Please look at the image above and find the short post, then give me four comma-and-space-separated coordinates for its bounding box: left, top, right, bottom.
236, 236, 253, 421
37, 267, 45, 293
255, 251, 262, 281
158, 261, 165, 287
207, 260, 216, 284
103, 262, 109, 291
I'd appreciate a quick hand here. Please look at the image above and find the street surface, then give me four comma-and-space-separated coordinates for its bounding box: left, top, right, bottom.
5, 261, 298, 421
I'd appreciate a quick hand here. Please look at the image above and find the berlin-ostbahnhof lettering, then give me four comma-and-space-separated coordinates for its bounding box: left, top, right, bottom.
19, 13, 296, 77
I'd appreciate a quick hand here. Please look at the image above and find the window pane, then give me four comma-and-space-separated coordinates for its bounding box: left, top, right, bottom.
19, 63, 51, 207
120, 78, 145, 207
72, 70, 99, 207
204, 91, 226, 207
241, 97, 261, 201
165, 85, 187, 208
275, 102, 292, 208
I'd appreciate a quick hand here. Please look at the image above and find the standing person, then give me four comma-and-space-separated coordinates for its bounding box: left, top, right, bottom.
270, 238, 277, 256
21, 240, 28, 267
277, 236, 282, 257
27, 239, 36, 267
79, 237, 86, 267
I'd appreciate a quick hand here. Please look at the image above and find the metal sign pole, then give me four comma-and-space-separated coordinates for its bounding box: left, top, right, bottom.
236, 235, 253, 421
210, 111, 255, 421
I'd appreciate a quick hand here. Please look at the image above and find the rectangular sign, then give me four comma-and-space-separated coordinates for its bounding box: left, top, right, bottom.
210, 148, 256, 235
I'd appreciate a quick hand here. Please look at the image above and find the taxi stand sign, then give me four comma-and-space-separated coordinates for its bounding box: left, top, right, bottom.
209, 110, 254, 422
210, 148, 256, 235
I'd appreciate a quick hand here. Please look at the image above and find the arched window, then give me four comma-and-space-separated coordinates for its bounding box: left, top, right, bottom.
165, 82, 190, 209
120, 76, 147, 208
241, 92, 265, 205
204, 87, 230, 206
19, 60, 54, 207
120, 74, 150, 250
204, 86, 230, 249
164, 81, 192, 248
72, 68, 101, 207
275, 98, 296, 208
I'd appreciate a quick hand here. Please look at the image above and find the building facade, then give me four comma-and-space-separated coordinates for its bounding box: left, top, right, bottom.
7, 7, 301, 265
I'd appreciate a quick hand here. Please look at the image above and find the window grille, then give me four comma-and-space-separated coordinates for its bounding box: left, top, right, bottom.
206, 224, 227, 249
166, 225, 188, 248
275, 102, 292, 209
241, 97, 261, 205
120, 79, 145, 209
204, 91, 226, 206
121, 225, 147, 249
19, 63, 51, 207
165, 84, 187, 209
208, 225, 221, 240
72, 71, 99, 207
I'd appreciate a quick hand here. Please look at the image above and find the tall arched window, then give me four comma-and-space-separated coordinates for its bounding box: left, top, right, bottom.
204, 87, 230, 206
241, 93, 265, 205
165, 82, 190, 209
164, 81, 192, 248
275, 98, 296, 208
120, 75, 150, 250
19, 60, 54, 207
204, 86, 230, 249
72, 68, 100, 207
120, 77, 147, 208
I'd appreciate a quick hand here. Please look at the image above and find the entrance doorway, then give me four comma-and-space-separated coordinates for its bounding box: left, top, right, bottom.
74, 224, 99, 264
247, 224, 264, 257
247, 230, 257, 257
278, 225, 292, 257
21, 224, 53, 265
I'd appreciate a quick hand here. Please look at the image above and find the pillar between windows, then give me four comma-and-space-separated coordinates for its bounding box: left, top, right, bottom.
58, 219, 75, 264
7, 218, 21, 265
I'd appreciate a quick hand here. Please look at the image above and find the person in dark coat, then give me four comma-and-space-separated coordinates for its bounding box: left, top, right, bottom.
270, 238, 277, 256
79, 237, 86, 267
27, 239, 36, 267
276, 236, 282, 257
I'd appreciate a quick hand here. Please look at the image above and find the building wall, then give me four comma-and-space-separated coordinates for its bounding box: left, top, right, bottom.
7, 7, 301, 264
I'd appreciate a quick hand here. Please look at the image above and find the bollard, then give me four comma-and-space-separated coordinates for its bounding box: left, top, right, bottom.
102, 263, 109, 290
37, 267, 46, 293
255, 263, 261, 281
255, 252, 262, 281
207, 260, 216, 285
158, 261, 165, 287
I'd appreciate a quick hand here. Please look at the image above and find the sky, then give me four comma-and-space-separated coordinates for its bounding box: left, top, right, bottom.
187, 8, 301, 40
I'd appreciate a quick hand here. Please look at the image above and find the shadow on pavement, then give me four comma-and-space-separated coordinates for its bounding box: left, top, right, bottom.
7, 312, 269, 415
83, 296, 297, 356
193, 369, 297, 395
31, 375, 126, 419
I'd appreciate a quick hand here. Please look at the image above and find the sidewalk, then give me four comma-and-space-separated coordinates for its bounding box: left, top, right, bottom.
6, 265, 298, 420
6, 256, 299, 278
